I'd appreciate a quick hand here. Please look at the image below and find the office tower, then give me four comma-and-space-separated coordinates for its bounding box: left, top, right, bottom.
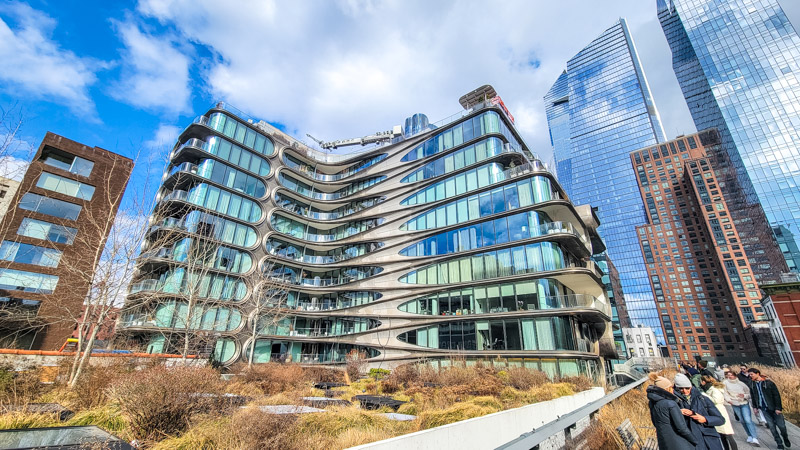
658, 0, 800, 274
0, 133, 133, 349
117, 86, 614, 377
630, 129, 768, 361
544, 19, 666, 341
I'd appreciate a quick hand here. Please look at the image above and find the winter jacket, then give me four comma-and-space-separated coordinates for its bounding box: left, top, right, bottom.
722, 378, 750, 406
703, 386, 734, 435
674, 386, 726, 450
737, 371, 753, 387
750, 378, 783, 411
646, 385, 698, 449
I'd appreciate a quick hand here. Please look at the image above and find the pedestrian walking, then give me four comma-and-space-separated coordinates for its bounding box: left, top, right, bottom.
673, 373, 726, 450
701, 375, 738, 450
723, 369, 759, 445
749, 368, 792, 449
646, 372, 698, 449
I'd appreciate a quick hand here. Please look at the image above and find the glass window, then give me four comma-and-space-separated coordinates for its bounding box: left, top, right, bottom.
17, 218, 77, 244
0, 241, 62, 267
41, 147, 94, 177
0, 268, 59, 294
19, 193, 81, 220
36, 173, 95, 200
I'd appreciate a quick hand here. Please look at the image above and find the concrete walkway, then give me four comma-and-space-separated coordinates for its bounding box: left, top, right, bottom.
727, 406, 800, 449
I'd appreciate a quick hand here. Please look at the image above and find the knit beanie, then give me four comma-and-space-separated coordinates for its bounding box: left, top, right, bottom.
648, 372, 673, 390
674, 373, 693, 388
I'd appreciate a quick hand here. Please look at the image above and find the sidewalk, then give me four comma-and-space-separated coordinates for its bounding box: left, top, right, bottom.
728, 406, 800, 448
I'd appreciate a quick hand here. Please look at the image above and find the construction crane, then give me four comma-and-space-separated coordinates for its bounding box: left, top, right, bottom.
307, 125, 403, 150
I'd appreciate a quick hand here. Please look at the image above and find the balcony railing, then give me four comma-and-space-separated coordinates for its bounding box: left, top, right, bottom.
161, 189, 189, 203
276, 196, 383, 221
266, 272, 377, 287
129, 279, 160, 294
267, 248, 356, 265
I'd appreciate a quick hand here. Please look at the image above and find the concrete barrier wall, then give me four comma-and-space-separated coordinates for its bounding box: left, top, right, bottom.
348, 387, 605, 450
0, 352, 203, 371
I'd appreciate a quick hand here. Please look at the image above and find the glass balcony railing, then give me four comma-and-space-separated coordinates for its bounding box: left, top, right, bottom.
161, 189, 188, 203
266, 270, 381, 287
283, 154, 388, 183
275, 194, 383, 221
129, 279, 160, 294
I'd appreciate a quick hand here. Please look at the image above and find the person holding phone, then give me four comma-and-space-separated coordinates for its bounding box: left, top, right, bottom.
647, 372, 698, 449
673, 373, 726, 450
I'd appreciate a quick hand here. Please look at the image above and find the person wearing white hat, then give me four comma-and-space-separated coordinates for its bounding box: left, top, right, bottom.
647, 372, 698, 449
673, 373, 726, 450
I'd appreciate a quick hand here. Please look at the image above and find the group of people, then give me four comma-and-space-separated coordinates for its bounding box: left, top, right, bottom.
648, 362, 792, 449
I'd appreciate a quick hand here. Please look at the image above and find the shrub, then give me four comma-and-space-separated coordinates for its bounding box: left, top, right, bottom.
380, 378, 401, 394
230, 407, 300, 450
108, 365, 223, 442
303, 366, 345, 383
346, 354, 367, 381
560, 375, 593, 392
0, 364, 48, 406
505, 368, 549, 390
385, 364, 421, 387
239, 363, 307, 395
69, 361, 135, 409
369, 368, 390, 380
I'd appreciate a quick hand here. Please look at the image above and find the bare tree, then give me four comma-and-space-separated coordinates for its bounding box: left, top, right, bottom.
243, 257, 290, 367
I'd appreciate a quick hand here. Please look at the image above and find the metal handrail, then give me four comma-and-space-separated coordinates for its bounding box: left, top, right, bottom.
496, 376, 649, 450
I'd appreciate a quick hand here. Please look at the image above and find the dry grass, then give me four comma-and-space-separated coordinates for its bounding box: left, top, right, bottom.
750, 363, 800, 426
0, 361, 595, 449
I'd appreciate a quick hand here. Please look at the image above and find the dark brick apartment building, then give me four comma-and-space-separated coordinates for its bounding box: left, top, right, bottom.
0, 132, 132, 350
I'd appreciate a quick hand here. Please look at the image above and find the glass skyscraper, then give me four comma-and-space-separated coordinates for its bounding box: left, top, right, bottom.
659, 0, 800, 273
544, 19, 667, 342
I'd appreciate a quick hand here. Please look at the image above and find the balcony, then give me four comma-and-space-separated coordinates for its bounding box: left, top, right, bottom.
275, 194, 384, 221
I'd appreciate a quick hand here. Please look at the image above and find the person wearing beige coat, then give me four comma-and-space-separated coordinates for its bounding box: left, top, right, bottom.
702, 375, 737, 450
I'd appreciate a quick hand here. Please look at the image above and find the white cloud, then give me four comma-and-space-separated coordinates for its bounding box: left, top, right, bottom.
0, 155, 29, 182
0, 2, 103, 116
111, 20, 191, 115
144, 123, 181, 150
136, 0, 800, 161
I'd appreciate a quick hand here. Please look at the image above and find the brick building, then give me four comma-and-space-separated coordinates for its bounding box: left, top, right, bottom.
761, 276, 800, 367
630, 129, 785, 362
0, 133, 133, 350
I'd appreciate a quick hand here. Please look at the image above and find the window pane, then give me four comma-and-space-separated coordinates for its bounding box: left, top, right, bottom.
19, 193, 81, 220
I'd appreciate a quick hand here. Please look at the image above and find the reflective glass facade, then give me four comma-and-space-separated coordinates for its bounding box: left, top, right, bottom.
659, 0, 800, 272
120, 95, 612, 376
544, 18, 667, 342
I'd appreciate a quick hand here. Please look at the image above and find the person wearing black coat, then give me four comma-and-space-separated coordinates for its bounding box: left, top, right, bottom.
673, 373, 726, 450
749, 368, 792, 449
647, 373, 698, 449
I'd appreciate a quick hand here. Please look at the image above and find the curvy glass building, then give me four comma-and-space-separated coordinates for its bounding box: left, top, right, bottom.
117, 88, 613, 378
544, 19, 667, 342
658, 0, 800, 274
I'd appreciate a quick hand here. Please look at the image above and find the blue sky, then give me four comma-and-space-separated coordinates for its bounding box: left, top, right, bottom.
1, 0, 799, 201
